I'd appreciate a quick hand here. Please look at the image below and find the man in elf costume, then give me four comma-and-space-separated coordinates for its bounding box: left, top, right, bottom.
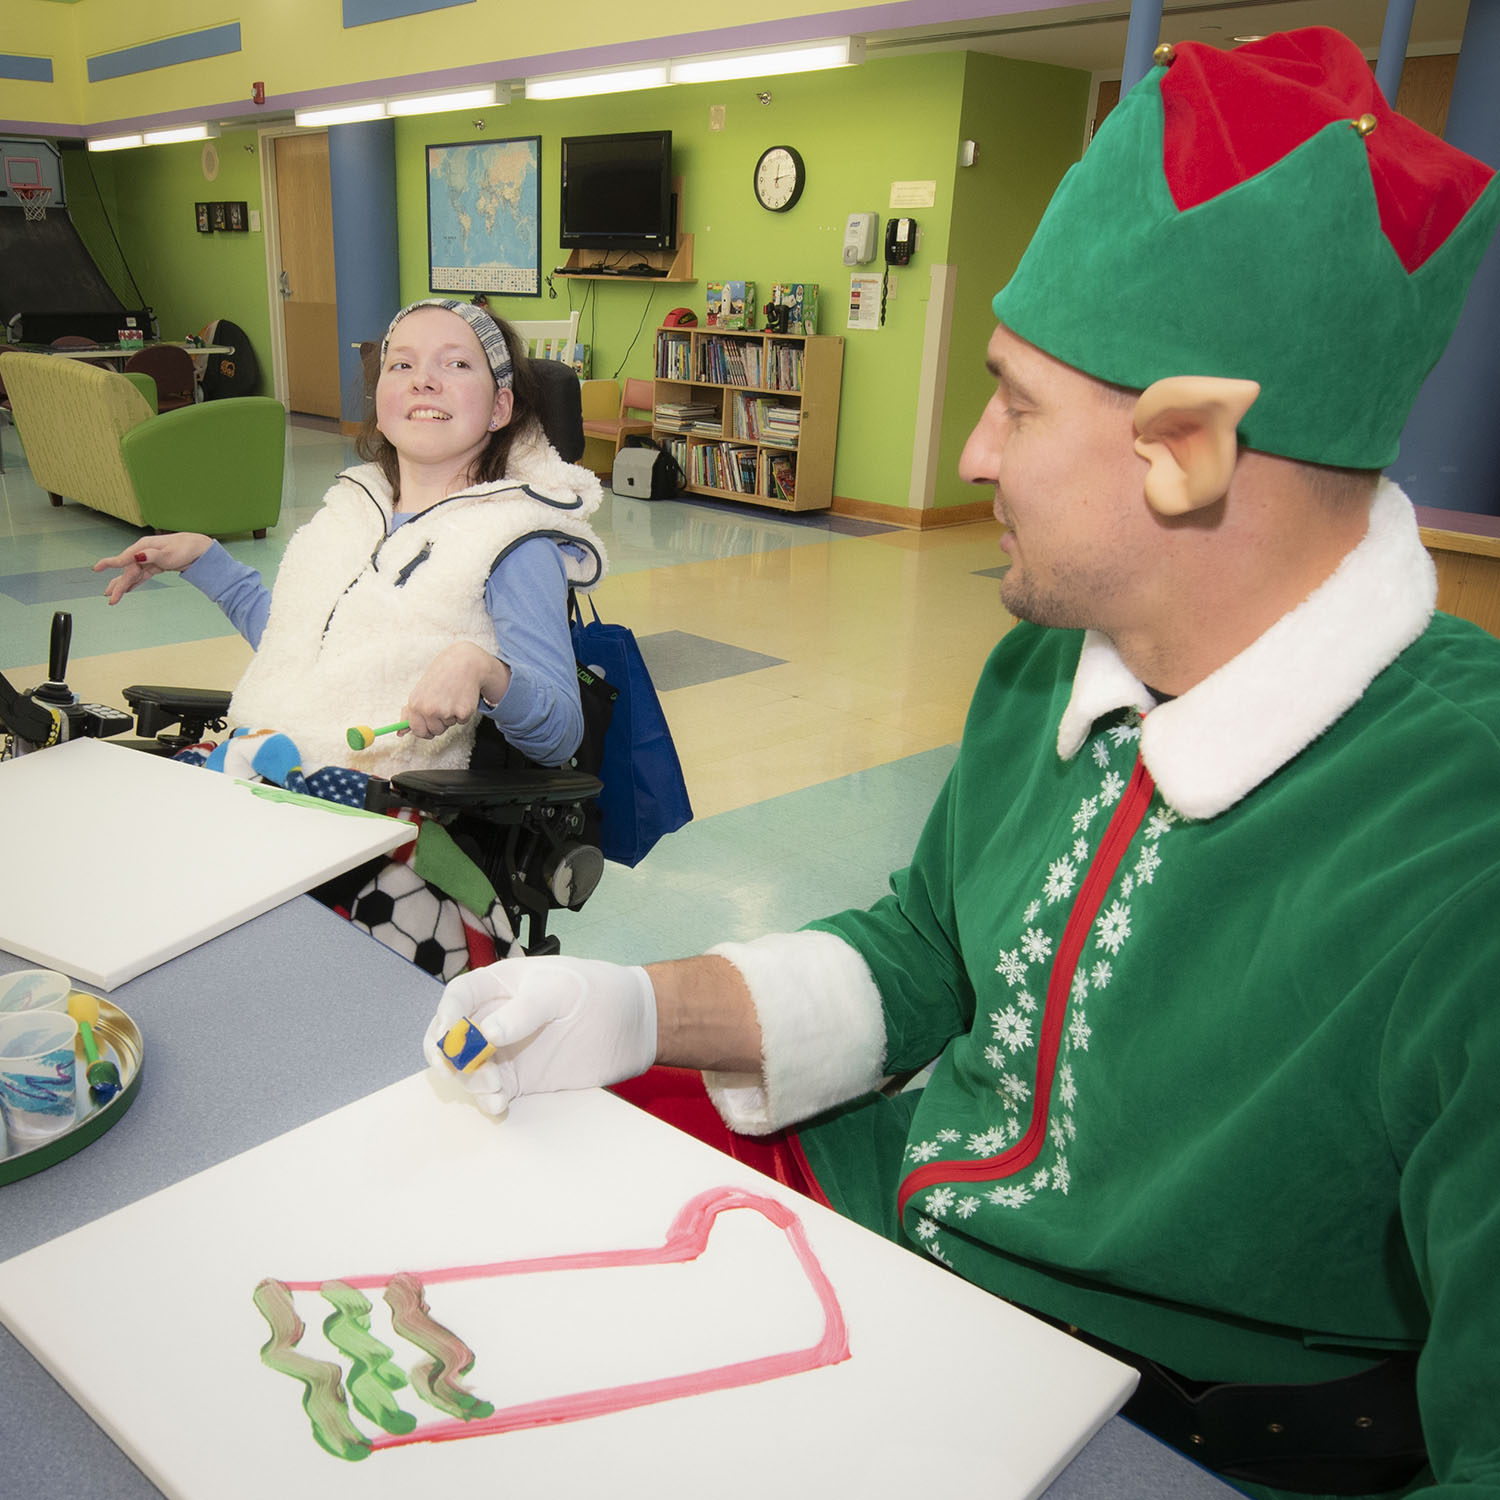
426, 29, 1500, 1498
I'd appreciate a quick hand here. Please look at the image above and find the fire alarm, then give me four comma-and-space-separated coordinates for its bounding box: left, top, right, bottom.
252, 81, 266, 106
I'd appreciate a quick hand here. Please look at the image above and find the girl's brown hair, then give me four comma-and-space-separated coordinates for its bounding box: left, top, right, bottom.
354, 315, 540, 501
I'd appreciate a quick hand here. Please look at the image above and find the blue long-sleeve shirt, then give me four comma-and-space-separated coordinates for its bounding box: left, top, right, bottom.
182, 520, 582, 765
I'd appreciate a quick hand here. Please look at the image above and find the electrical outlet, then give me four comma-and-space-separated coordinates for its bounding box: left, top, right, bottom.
886, 269, 898, 298
248, 209, 261, 233
710, 105, 725, 131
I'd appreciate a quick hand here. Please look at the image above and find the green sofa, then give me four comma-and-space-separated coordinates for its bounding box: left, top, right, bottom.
0, 350, 285, 539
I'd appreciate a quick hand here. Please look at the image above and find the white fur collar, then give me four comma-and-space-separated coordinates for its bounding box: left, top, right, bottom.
1055, 480, 1436, 820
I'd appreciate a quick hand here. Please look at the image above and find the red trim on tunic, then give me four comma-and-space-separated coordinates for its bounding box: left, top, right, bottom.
896, 753, 1157, 1219
611, 1066, 827, 1204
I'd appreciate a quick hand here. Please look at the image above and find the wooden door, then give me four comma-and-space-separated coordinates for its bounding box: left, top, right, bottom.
274, 133, 340, 418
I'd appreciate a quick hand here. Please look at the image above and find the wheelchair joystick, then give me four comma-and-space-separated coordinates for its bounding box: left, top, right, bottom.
31, 611, 77, 707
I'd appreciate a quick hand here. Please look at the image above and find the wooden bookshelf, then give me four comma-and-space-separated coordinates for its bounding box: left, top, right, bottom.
651, 325, 844, 512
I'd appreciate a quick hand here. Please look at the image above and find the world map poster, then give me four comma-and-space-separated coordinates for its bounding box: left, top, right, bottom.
426, 137, 541, 297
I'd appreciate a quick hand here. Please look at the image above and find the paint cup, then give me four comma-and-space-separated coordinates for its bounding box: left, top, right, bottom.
0, 968, 72, 1016
0, 1010, 79, 1147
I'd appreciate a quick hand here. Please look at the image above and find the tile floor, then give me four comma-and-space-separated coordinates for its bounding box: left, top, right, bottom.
0, 413, 1015, 962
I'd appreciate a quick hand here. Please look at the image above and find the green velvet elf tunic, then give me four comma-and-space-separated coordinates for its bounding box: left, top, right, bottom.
705, 484, 1500, 1499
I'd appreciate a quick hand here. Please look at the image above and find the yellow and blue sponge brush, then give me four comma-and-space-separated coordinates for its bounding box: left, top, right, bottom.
439, 1019, 495, 1074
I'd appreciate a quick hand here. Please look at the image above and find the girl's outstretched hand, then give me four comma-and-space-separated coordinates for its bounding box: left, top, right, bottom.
94, 533, 213, 604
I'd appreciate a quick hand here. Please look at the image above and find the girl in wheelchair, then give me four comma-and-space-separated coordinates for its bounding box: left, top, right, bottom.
93, 298, 609, 977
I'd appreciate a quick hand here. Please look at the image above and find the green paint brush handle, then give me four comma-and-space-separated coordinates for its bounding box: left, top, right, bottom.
345, 720, 409, 750
78, 1016, 101, 1065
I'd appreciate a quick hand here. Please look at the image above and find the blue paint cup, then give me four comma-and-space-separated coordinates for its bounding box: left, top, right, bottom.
0, 1010, 78, 1150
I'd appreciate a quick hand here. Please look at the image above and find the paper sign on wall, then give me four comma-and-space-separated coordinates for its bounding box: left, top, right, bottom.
847, 273, 884, 331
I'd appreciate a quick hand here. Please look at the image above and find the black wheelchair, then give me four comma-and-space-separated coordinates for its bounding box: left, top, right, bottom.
0, 358, 615, 963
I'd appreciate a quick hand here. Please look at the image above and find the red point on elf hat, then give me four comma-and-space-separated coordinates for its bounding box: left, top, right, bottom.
993, 27, 1500, 469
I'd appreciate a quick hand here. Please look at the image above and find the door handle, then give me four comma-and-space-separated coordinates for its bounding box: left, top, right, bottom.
278, 269, 292, 299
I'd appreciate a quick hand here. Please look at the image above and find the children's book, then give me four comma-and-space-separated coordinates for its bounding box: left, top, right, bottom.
706, 281, 756, 330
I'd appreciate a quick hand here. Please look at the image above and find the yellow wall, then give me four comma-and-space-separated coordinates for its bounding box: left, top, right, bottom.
5, 0, 894, 129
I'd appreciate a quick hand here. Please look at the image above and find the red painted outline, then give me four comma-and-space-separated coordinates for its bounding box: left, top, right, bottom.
897, 756, 1157, 1217
283, 1186, 849, 1448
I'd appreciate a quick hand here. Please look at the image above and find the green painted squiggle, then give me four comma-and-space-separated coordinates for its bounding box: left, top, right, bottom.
384, 1272, 494, 1420
320, 1281, 417, 1435
252, 1279, 370, 1462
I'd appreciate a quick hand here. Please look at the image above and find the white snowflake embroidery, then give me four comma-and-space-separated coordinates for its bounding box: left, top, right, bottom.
1120, 874, 1135, 900
1044, 857, 1078, 905
1135, 843, 1163, 885
1030, 1167, 1051, 1190
926, 1187, 956, 1219
1100, 769, 1124, 806
1072, 796, 1100, 833
936, 1128, 961, 1143
1059, 1061, 1077, 1108
1108, 723, 1141, 746
1069, 1010, 1092, 1051
1024, 899, 1041, 924
956, 1196, 981, 1219
996, 948, 1028, 986
1049, 1116, 1068, 1151
1053, 1156, 1072, 1194
991, 1006, 1034, 1053
1145, 808, 1177, 841
1095, 899, 1132, 955
984, 1043, 1007, 1071
1070, 969, 1090, 1003
914, 1217, 939, 1241
1091, 960, 1113, 990
996, 1072, 1031, 1108
968, 1127, 1007, 1155
1015, 989, 1038, 1014
907, 1139, 941, 1162
1021, 926, 1053, 964
986, 1183, 1034, 1209
1005, 1116, 1023, 1142
927, 1243, 955, 1267
1063, 1114, 1076, 1141
1092, 740, 1110, 768
1073, 837, 1090, 862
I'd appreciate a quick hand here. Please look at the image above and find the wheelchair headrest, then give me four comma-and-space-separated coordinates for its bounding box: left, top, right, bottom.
526, 357, 585, 464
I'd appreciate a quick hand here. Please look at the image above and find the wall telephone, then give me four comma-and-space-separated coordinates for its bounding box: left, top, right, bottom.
885, 217, 916, 266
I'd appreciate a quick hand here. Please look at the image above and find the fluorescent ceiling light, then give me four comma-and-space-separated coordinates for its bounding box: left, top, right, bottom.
87, 133, 144, 152
669, 37, 864, 85
387, 84, 506, 115
524, 63, 669, 100
142, 123, 221, 146
293, 100, 388, 127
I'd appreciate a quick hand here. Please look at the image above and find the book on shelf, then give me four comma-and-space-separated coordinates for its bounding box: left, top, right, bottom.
768, 341, 805, 391
655, 400, 718, 432
768, 453, 797, 503
706, 280, 756, 330
655, 331, 692, 380
769, 282, 818, 336
698, 335, 765, 388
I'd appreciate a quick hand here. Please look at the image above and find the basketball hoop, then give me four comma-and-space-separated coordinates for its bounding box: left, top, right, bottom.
14, 185, 51, 223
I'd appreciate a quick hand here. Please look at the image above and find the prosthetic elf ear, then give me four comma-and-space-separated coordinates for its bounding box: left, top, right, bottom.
1132, 377, 1261, 516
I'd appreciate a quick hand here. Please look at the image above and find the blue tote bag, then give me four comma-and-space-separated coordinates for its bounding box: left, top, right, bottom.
570, 596, 693, 866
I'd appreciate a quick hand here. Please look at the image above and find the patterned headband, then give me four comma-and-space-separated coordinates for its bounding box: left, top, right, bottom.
378, 297, 514, 391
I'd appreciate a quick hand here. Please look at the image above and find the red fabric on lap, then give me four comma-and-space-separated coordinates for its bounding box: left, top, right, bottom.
611, 1066, 829, 1205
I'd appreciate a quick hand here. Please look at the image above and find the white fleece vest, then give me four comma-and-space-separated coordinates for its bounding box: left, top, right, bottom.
229, 427, 605, 777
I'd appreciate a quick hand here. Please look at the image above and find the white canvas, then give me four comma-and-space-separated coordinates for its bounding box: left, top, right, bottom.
0, 738, 414, 988
0, 1076, 1135, 1499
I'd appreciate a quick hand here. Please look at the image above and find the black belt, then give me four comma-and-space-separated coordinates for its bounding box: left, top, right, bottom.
1038, 1315, 1427, 1495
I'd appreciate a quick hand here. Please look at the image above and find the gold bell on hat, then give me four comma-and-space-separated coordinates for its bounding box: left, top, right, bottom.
1352, 112, 1379, 137
1153, 42, 1177, 66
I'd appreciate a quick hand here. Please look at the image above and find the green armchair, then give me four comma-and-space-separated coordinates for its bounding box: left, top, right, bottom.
0, 350, 284, 538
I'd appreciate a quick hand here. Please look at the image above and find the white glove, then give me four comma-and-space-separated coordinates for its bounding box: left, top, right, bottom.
422, 955, 657, 1117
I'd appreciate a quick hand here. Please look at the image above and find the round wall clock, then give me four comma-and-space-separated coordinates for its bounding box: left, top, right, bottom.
753, 145, 805, 213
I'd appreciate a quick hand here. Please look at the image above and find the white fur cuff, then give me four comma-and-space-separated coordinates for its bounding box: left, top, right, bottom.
703, 930, 887, 1136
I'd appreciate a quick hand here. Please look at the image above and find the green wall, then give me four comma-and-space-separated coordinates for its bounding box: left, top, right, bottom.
64, 49, 1087, 510
935, 53, 1091, 507
66, 130, 271, 391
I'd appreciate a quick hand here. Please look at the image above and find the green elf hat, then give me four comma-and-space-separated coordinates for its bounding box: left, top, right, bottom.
992, 27, 1500, 468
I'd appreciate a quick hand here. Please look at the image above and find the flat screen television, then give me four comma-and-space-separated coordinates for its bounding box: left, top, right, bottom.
559, 130, 674, 254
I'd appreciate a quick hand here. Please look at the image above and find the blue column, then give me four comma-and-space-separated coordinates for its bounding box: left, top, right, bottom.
1374, 0, 1416, 102
1390, 0, 1500, 514
1120, 0, 1165, 93
328, 119, 400, 427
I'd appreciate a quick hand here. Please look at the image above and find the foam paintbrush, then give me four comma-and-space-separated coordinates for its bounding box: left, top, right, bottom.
346, 720, 408, 750
67, 991, 122, 1102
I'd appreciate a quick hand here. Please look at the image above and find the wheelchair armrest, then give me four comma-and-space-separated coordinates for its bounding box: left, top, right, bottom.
387, 766, 603, 816
122, 683, 232, 739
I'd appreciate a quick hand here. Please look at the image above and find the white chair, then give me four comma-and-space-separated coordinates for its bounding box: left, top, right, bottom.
508, 310, 581, 367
